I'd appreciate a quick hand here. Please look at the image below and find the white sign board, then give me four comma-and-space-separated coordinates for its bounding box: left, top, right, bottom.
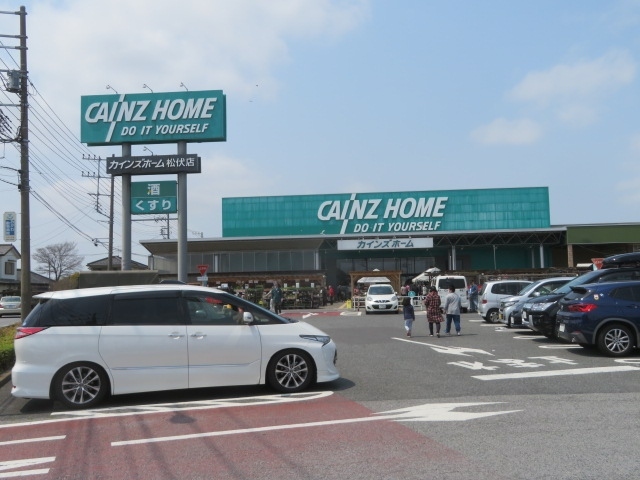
3, 211, 16, 242
337, 237, 433, 251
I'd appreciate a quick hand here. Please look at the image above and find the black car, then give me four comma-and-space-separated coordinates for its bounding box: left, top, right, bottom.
556, 280, 640, 356
521, 252, 640, 338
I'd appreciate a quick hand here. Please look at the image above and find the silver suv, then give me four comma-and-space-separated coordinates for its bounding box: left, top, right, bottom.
479, 280, 532, 323
499, 277, 574, 328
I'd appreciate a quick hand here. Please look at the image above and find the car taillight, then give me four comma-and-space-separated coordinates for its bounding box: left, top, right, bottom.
567, 304, 597, 313
15, 327, 48, 339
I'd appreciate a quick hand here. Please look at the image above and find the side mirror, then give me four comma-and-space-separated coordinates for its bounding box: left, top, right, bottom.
242, 311, 254, 324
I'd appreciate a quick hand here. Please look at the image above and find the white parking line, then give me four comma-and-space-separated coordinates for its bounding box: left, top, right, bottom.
538, 344, 583, 349
0, 436, 65, 446
472, 365, 640, 380
0, 392, 333, 429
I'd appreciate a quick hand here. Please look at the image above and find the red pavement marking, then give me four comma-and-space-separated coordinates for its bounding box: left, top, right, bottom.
0, 393, 465, 479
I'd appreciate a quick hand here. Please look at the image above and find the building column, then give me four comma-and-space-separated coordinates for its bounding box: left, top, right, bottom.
567, 244, 574, 268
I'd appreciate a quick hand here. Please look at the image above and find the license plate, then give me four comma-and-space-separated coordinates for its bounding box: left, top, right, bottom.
559, 324, 565, 332
381, 305, 388, 309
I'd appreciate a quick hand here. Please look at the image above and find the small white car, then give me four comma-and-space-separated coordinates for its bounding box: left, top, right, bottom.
12, 285, 339, 409
0, 296, 21, 317
365, 284, 398, 314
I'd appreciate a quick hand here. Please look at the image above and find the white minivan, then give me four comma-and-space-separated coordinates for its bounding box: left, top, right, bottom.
12, 284, 340, 409
431, 275, 469, 312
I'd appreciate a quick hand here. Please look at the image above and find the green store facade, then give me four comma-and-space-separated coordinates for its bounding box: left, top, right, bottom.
141, 187, 640, 290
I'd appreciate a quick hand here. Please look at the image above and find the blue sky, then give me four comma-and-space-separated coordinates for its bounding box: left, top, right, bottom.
0, 0, 639, 266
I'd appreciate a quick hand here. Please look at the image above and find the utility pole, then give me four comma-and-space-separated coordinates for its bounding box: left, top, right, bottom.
19, 6, 30, 317
0, 7, 28, 315
83, 155, 115, 270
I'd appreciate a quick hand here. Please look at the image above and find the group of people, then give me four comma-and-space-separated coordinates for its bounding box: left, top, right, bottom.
402, 284, 462, 338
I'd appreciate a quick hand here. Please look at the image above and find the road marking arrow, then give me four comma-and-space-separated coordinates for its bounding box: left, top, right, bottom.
111, 402, 520, 446
394, 338, 494, 356
0, 457, 55, 478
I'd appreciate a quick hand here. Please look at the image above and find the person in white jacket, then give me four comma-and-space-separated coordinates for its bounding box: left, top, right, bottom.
443, 284, 462, 336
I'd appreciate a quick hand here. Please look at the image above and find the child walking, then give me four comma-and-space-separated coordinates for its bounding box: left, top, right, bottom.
402, 297, 415, 337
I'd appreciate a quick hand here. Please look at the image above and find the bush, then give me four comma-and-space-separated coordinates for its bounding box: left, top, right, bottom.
0, 324, 17, 373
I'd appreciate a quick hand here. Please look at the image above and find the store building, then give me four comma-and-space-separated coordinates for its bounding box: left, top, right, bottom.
138, 186, 639, 292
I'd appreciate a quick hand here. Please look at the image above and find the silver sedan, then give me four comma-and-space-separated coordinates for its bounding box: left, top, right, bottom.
0, 296, 21, 317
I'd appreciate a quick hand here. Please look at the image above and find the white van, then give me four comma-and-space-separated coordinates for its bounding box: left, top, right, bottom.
431, 275, 469, 312
12, 284, 340, 409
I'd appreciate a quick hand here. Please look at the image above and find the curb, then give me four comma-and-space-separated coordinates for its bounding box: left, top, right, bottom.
0, 370, 11, 389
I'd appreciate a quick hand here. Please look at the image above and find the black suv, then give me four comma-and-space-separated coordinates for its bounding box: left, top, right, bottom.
521, 252, 640, 338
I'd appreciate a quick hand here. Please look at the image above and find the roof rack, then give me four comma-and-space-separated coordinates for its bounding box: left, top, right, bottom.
601, 252, 640, 269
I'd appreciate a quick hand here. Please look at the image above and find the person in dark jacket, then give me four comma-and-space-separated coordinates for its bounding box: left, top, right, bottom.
402, 297, 415, 337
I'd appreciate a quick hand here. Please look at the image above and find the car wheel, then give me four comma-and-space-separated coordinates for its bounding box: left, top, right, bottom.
53, 362, 108, 409
267, 349, 315, 393
485, 309, 499, 323
597, 324, 634, 357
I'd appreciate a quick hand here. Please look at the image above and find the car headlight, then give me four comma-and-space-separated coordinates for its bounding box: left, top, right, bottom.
502, 301, 516, 308
300, 334, 331, 346
366, 296, 373, 301
531, 302, 555, 312
391, 295, 397, 301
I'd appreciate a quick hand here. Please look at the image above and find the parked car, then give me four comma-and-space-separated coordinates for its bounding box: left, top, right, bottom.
365, 284, 399, 314
499, 277, 574, 328
431, 275, 470, 312
522, 252, 640, 338
0, 296, 21, 317
12, 284, 340, 409
479, 280, 532, 323
556, 281, 640, 357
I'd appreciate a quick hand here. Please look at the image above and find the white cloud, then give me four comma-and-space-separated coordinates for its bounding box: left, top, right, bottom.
555, 104, 598, 127
470, 118, 542, 145
24, 0, 370, 123
508, 50, 636, 105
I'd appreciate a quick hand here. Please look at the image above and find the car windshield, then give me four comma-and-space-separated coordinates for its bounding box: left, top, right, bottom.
554, 270, 604, 294
437, 278, 466, 289
1, 296, 19, 302
368, 285, 394, 295
517, 282, 540, 295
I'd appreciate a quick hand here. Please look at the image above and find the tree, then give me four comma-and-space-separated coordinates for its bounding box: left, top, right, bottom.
33, 241, 84, 281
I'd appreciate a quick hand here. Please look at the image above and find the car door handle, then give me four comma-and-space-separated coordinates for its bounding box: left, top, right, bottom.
168, 332, 184, 339
190, 332, 207, 339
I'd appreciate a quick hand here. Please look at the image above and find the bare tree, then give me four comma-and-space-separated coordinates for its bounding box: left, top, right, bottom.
33, 241, 84, 281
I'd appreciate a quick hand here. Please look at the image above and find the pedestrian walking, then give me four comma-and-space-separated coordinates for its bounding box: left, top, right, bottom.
443, 284, 462, 335
328, 285, 335, 305
269, 282, 283, 314
468, 281, 478, 313
424, 286, 443, 337
402, 297, 415, 337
